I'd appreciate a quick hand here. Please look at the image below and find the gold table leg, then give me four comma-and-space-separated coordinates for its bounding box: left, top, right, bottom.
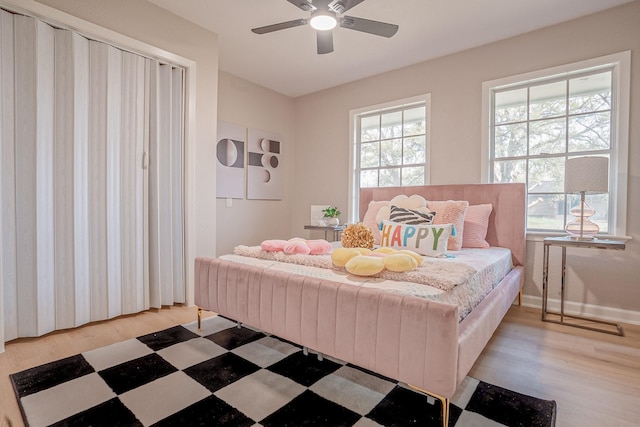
407, 384, 450, 427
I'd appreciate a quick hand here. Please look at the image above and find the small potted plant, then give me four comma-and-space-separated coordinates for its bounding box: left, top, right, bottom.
322, 206, 341, 226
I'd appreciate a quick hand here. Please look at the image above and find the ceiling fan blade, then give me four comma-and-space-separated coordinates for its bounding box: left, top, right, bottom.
340, 15, 398, 38
252, 19, 308, 34
328, 0, 366, 14
317, 30, 334, 54
286, 0, 316, 12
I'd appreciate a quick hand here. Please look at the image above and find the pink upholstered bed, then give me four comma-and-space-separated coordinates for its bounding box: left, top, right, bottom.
195, 183, 526, 425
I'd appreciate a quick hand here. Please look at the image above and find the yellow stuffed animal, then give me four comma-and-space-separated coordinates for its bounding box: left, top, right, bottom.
383, 253, 418, 272
331, 248, 362, 267
345, 256, 385, 276
331, 247, 422, 276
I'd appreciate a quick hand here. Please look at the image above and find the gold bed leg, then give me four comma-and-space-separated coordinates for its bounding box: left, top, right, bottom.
518, 289, 523, 306
408, 384, 449, 427
197, 307, 202, 331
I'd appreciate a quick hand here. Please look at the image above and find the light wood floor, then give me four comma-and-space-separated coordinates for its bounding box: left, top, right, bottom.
1, 305, 639, 427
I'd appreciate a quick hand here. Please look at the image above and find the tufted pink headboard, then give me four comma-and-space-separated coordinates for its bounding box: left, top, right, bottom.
359, 183, 526, 267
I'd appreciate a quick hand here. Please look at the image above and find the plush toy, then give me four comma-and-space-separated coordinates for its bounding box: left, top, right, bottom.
331, 248, 363, 267
261, 238, 332, 255
345, 255, 385, 276
340, 223, 374, 249
331, 247, 422, 276
395, 249, 424, 266
306, 239, 333, 255
283, 238, 311, 255
383, 253, 418, 272
371, 247, 396, 255
260, 239, 288, 252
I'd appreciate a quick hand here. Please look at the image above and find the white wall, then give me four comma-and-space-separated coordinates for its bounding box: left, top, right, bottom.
292, 2, 640, 321
216, 72, 296, 255
17, 1, 639, 325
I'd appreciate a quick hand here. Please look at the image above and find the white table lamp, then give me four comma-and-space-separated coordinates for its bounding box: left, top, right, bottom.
564, 156, 608, 240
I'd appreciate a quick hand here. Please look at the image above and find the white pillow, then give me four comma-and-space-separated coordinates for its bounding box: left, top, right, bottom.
380, 220, 453, 257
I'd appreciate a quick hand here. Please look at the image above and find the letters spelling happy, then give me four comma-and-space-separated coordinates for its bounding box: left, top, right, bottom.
380, 223, 444, 251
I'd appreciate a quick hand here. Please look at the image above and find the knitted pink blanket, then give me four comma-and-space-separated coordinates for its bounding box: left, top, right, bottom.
233, 245, 476, 291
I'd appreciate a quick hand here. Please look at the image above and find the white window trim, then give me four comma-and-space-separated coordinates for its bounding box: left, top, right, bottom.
348, 94, 432, 223
481, 51, 631, 239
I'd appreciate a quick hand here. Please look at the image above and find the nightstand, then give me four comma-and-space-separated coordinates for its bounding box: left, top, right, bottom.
542, 236, 626, 336
304, 224, 345, 241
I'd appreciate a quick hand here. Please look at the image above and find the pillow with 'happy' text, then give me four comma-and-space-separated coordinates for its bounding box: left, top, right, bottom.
380, 220, 453, 257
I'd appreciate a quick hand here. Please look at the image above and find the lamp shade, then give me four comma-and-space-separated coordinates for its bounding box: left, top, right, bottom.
565, 156, 609, 194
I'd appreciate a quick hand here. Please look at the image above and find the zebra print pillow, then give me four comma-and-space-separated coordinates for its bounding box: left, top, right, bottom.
389, 205, 435, 225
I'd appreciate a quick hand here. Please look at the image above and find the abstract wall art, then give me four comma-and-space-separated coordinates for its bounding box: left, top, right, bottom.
247, 128, 283, 200
216, 121, 246, 199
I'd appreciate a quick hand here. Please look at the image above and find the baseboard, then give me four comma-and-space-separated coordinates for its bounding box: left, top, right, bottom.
521, 295, 640, 326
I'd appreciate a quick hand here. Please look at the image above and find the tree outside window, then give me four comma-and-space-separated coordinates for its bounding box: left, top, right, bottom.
357, 103, 427, 188
490, 70, 613, 233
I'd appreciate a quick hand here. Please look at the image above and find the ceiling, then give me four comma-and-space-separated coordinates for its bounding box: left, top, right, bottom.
147, 0, 633, 98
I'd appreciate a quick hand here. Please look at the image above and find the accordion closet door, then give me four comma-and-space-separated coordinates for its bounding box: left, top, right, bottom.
0, 9, 185, 348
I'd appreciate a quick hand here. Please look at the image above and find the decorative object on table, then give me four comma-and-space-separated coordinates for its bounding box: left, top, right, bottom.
322, 206, 341, 225
564, 156, 609, 240
341, 222, 374, 249
216, 121, 246, 199
311, 205, 329, 226
10, 316, 557, 427
247, 128, 283, 200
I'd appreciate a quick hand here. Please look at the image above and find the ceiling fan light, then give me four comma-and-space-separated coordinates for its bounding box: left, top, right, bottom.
310, 12, 337, 30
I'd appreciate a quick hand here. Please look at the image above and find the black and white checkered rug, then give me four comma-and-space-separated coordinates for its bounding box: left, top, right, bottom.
10, 316, 556, 427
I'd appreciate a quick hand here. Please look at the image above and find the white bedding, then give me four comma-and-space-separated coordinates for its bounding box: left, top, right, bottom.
219, 247, 512, 321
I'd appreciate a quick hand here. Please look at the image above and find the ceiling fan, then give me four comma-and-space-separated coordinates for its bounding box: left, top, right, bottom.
251, 0, 399, 54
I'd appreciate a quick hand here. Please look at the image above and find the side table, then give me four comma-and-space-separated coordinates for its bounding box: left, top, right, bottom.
542, 236, 626, 336
304, 224, 345, 241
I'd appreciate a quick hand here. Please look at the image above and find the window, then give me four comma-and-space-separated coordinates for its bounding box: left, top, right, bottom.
482, 52, 630, 236
353, 95, 430, 192
349, 95, 430, 220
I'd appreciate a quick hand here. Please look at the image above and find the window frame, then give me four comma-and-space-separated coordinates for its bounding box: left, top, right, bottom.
481, 51, 631, 238
348, 94, 432, 223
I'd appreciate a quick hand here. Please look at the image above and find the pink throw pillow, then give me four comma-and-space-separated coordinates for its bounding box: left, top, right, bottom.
462, 204, 493, 248
306, 239, 332, 255
283, 240, 311, 255
427, 200, 469, 251
362, 200, 390, 245
261, 239, 288, 252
